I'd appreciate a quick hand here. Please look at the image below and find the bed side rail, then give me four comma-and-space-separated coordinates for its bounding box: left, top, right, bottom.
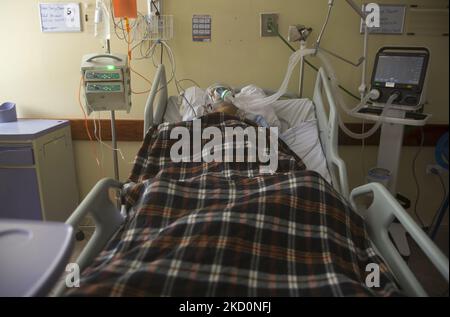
350, 183, 449, 297
53, 178, 125, 296
66, 178, 125, 271
144, 64, 168, 137
313, 67, 349, 198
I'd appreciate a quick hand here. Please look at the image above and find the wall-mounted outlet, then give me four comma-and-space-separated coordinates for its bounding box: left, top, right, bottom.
261, 13, 278, 37
426, 164, 447, 176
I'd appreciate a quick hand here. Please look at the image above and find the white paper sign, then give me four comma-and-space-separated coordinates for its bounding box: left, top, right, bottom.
361, 4, 406, 34
39, 3, 81, 33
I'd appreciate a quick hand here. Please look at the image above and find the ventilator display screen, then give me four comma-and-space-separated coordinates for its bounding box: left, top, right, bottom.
374, 55, 425, 86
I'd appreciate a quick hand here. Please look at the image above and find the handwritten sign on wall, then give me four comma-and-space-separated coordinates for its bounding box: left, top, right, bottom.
361, 4, 406, 34
39, 3, 81, 33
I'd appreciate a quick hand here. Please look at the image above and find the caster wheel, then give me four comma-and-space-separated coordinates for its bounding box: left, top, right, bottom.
75, 230, 85, 241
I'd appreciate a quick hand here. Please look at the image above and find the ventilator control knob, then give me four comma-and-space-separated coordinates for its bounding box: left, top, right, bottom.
369, 89, 381, 101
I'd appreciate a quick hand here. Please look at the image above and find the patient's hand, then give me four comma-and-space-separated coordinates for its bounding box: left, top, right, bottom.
214, 102, 239, 116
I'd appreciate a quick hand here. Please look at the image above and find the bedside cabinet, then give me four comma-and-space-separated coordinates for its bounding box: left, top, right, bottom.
0, 120, 79, 222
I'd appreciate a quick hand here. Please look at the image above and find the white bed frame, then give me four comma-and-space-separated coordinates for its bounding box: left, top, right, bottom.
58, 65, 448, 297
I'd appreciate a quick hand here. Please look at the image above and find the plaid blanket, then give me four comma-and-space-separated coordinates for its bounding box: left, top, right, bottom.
67, 113, 401, 297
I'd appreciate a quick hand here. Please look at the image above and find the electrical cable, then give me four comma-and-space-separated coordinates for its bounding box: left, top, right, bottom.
175, 76, 199, 118
154, 41, 176, 94
162, 41, 176, 83
131, 67, 153, 85
177, 78, 201, 88
83, 97, 125, 166
92, 114, 126, 162
78, 76, 101, 170
130, 13, 153, 57
134, 40, 159, 61
361, 120, 367, 183
437, 173, 448, 208
96, 112, 105, 168
106, 7, 199, 121
412, 127, 426, 228
429, 171, 449, 235
130, 66, 154, 94
150, 0, 161, 16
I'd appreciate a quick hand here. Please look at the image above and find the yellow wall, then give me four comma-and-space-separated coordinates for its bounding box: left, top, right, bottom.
0, 0, 448, 225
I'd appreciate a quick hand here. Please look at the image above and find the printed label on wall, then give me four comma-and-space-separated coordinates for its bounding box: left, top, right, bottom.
193, 15, 212, 42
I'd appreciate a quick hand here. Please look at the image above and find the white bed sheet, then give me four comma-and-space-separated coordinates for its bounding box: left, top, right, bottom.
163, 90, 331, 183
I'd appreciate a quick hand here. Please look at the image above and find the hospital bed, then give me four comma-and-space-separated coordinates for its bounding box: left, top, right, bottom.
60, 64, 448, 297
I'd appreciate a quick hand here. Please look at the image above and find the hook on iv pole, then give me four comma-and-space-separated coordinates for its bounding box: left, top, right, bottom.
319, 47, 365, 67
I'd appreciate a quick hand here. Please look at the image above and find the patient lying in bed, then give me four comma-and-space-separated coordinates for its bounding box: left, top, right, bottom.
213, 101, 271, 128
213, 101, 240, 116
66, 111, 401, 297
180, 85, 332, 183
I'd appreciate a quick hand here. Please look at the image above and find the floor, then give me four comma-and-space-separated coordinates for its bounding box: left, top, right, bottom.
70, 227, 94, 262
407, 226, 449, 297
48, 227, 94, 297
57, 226, 449, 297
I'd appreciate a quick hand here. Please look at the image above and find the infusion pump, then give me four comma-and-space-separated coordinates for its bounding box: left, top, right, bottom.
81, 53, 131, 114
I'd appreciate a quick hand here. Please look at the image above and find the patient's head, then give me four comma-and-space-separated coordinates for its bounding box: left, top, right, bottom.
214, 102, 239, 116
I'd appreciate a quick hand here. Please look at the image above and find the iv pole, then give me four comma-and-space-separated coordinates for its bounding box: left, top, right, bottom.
345, 0, 367, 19
345, 0, 370, 98
105, 20, 119, 181
299, 0, 369, 99
106, 0, 163, 181
95, 1, 119, 181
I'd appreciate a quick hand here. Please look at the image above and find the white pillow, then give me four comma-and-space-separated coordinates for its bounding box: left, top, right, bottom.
272, 98, 316, 134
180, 86, 208, 121
280, 120, 331, 183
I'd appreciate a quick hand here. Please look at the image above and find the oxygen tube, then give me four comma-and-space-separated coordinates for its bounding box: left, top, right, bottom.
233, 48, 317, 109
233, 48, 397, 140
316, 50, 398, 140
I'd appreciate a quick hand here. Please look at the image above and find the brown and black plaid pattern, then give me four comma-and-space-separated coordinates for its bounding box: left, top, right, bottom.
67, 113, 401, 297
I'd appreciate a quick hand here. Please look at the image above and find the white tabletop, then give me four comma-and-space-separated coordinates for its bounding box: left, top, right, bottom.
0, 220, 74, 296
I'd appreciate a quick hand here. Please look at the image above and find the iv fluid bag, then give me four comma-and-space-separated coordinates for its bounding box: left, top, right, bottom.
94, 0, 111, 40
112, 0, 137, 18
